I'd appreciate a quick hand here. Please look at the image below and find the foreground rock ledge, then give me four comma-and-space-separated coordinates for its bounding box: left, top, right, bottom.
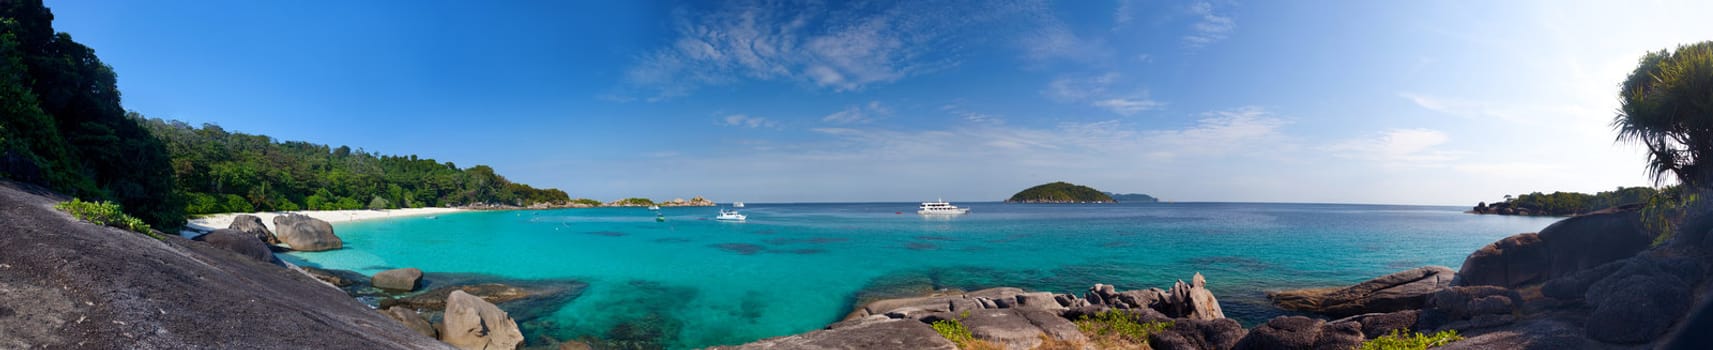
0, 181, 449, 349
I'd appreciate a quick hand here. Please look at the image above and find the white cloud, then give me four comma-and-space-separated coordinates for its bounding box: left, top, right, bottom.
1114, 0, 1134, 25
624, 1, 1037, 98
1143, 107, 1290, 159
721, 114, 779, 128
1326, 128, 1459, 168
1183, 1, 1235, 47
1045, 73, 1164, 115
821, 101, 891, 124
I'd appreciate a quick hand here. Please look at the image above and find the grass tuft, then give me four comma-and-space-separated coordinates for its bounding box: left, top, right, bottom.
55, 198, 161, 239
1074, 309, 1172, 349
1361, 329, 1463, 350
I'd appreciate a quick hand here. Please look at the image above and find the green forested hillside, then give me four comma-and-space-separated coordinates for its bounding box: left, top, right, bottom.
1473, 186, 1660, 216
140, 118, 570, 214
1006, 181, 1115, 203
0, 1, 183, 228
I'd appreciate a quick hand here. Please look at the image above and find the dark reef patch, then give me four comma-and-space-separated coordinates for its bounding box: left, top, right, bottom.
652, 237, 692, 244
711, 243, 766, 255
914, 235, 955, 241
586, 231, 628, 237
762, 237, 849, 245
905, 242, 938, 251
777, 248, 827, 255
547, 279, 697, 349
985, 233, 1030, 243
1184, 256, 1272, 271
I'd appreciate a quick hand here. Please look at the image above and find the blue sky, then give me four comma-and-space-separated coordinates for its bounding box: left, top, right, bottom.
45, 0, 1713, 204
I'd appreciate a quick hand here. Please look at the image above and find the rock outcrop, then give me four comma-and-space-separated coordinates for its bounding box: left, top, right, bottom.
191, 228, 281, 265
441, 290, 524, 350
1269, 266, 1454, 318
228, 214, 278, 244
272, 213, 342, 251
710, 319, 957, 350
0, 181, 449, 349
384, 283, 551, 310
1457, 208, 1654, 288
1162, 273, 1225, 320
1232, 316, 1363, 350
372, 267, 423, 292
383, 306, 438, 339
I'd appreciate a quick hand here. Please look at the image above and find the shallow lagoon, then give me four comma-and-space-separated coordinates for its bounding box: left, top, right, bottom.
285, 202, 1558, 349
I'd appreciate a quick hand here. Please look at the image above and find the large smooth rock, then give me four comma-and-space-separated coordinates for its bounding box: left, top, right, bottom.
1233, 316, 1362, 350
1437, 317, 1587, 350
372, 268, 423, 292
228, 214, 278, 244
710, 319, 956, 350
1149, 318, 1247, 350
1582, 254, 1701, 344
441, 290, 524, 350
1416, 286, 1522, 331
382, 306, 437, 339
1270, 266, 1453, 318
1161, 273, 1225, 320
272, 214, 342, 251
1015, 292, 1066, 310
961, 309, 1047, 350
1016, 308, 1086, 343
1455, 233, 1548, 288
191, 228, 279, 265
1331, 310, 1418, 339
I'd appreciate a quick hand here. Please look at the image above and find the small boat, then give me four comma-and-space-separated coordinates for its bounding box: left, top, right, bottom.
917, 199, 970, 215
716, 209, 747, 221
733, 202, 745, 208
648, 205, 660, 210
656, 214, 666, 222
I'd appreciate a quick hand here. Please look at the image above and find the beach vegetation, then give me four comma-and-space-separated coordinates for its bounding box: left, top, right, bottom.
1477, 187, 1659, 216
1073, 309, 1172, 349
136, 118, 572, 214
571, 198, 603, 207
614, 197, 656, 206
1360, 329, 1462, 350
1615, 41, 1713, 189
54, 198, 160, 239
0, 3, 185, 230
931, 318, 974, 347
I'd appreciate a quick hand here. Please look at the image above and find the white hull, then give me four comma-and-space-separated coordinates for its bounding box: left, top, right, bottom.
716, 215, 746, 221
917, 208, 969, 215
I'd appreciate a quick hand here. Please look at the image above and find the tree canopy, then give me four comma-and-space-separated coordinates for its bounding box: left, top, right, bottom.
0, 0, 183, 229
1615, 41, 1713, 188
139, 118, 571, 214
1007, 181, 1115, 203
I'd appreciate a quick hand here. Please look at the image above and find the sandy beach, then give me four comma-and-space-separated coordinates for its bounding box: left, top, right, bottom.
184, 207, 467, 235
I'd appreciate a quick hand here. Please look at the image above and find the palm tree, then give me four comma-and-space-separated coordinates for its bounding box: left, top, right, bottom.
1614, 41, 1713, 189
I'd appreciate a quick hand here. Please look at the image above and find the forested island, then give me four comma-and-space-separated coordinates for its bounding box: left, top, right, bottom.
1106, 192, 1159, 202
1471, 186, 1660, 216
1005, 181, 1115, 203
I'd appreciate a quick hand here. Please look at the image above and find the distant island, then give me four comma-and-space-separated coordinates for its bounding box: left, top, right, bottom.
1005, 181, 1115, 203
1470, 186, 1658, 216
1106, 192, 1160, 202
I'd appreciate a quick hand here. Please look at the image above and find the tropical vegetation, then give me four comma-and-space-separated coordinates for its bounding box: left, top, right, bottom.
0, 1, 182, 229
1007, 181, 1115, 203
54, 198, 159, 239
1359, 329, 1462, 350
1615, 41, 1713, 189
1473, 186, 1659, 216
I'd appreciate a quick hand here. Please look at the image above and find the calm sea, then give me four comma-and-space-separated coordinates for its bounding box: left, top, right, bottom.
283, 202, 1559, 349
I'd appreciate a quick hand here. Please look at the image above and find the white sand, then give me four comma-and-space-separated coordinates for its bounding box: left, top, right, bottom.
183, 207, 467, 235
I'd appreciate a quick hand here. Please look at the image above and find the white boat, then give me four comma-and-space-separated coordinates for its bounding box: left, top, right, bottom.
647, 205, 660, 210
716, 209, 747, 221
733, 202, 745, 208
917, 199, 970, 215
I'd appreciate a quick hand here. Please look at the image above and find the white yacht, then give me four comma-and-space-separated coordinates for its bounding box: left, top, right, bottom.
647, 205, 660, 210
716, 209, 747, 221
733, 202, 745, 208
917, 199, 970, 215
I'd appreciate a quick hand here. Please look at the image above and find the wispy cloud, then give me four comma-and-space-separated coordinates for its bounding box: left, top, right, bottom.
1326, 128, 1459, 168
721, 114, 779, 128
1183, 1, 1235, 47
822, 101, 891, 124
1044, 73, 1164, 115
624, 1, 1037, 99
1113, 0, 1134, 26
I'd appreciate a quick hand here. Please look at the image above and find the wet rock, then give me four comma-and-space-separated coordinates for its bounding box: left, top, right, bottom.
440, 290, 523, 350
272, 214, 342, 251
371, 268, 423, 292
710, 319, 956, 350
384, 283, 558, 311
192, 228, 279, 265
1270, 266, 1453, 318
1233, 316, 1361, 350
381, 306, 437, 339
228, 214, 277, 244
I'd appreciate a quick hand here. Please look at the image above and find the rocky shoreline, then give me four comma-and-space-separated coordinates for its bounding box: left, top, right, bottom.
10, 176, 1713, 349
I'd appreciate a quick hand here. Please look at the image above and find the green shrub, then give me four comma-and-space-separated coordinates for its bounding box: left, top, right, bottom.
54, 198, 161, 239
1074, 309, 1172, 343
1361, 329, 1463, 350
931, 318, 974, 348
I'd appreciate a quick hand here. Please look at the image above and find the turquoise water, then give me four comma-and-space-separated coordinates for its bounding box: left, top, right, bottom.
285, 202, 1559, 349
